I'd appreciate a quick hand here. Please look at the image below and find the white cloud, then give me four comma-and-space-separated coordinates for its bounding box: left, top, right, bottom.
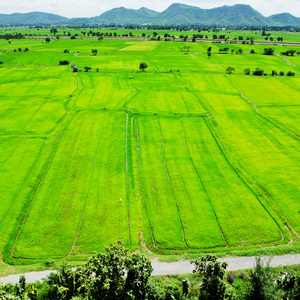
0, 0, 299, 18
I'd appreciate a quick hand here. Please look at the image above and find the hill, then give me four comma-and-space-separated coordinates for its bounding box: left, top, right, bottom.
0, 4, 299, 26
268, 13, 300, 26
0, 11, 69, 25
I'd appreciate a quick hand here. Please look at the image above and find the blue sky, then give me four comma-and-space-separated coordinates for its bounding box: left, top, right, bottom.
1, 0, 299, 18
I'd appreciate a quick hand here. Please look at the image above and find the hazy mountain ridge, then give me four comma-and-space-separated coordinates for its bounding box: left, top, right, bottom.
0, 3, 299, 26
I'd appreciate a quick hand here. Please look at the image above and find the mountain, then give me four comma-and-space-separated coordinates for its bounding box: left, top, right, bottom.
152, 3, 209, 24
207, 4, 273, 25
88, 7, 159, 24
0, 4, 299, 26
268, 13, 300, 26
0, 11, 69, 25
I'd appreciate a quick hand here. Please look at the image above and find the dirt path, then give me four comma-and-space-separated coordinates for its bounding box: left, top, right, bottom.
0, 254, 299, 285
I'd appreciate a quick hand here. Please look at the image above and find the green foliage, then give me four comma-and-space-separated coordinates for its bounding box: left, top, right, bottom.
226, 66, 235, 74
244, 257, 279, 300
244, 68, 251, 75
264, 48, 274, 55
253, 67, 264, 76
192, 255, 227, 300
91, 49, 98, 55
59, 60, 70, 65
45, 37, 50, 43
139, 61, 148, 71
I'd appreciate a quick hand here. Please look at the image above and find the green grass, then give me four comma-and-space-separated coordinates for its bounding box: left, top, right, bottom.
0, 37, 299, 265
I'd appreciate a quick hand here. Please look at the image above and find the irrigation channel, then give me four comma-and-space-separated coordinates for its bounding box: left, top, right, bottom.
1, 254, 300, 285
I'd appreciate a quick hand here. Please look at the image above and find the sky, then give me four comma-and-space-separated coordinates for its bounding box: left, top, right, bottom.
0, 0, 299, 18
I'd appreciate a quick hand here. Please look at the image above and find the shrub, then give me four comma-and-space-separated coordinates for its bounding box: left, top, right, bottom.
287, 71, 295, 76
279, 71, 284, 76
264, 48, 274, 55
253, 67, 264, 76
227, 271, 237, 284
250, 49, 255, 54
244, 68, 251, 75
59, 60, 70, 65
64, 49, 69, 53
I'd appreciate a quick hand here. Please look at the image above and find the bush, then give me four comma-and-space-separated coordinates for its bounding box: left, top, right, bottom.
253, 67, 264, 76
287, 71, 295, 76
227, 271, 237, 284
250, 49, 255, 54
64, 49, 69, 53
244, 68, 251, 75
264, 48, 274, 55
59, 60, 70, 65
279, 71, 284, 76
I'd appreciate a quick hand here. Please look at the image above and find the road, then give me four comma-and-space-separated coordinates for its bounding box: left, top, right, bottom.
1, 254, 299, 285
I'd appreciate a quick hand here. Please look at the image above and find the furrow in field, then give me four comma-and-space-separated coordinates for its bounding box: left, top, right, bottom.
11, 112, 104, 258
126, 113, 132, 245
134, 118, 156, 247
72, 111, 135, 254
66, 112, 107, 257
135, 116, 186, 250
180, 118, 229, 247
0, 138, 45, 228
157, 117, 189, 249
158, 117, 226, 249
198, 84, 300, 235
181, 116, 282, 247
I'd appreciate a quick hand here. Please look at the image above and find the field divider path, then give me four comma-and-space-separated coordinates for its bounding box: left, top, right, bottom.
66, 112, 107, 257
10, 113, 76, 259
204, 116, 285, 244
180, 118, 229, 247
134, 118, 156, 247
126, 113, 132, 245
157, 117, 189, 249
226, 75, 300, 140
0, 138, 46, 228
275, 54, 296, 67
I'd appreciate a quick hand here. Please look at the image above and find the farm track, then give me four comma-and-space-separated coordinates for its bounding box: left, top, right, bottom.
276, 54, 296, 67
157, 117, 189, 249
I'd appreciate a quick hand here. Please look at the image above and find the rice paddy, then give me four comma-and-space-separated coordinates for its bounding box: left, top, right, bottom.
0, 36, 299, 263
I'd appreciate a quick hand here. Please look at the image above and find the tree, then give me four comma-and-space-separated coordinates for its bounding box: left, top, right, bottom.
244, 257, 279, 300
84, 66, 92, 72
207, 51, 211, 59
59, 60, 70, 65
15, 275, 26, 299
264, 48, 274, 55
0, 61, 3, 65
139, 61, 148, 71
238, 48, 243, 54
253, 67, 264, 76
287, 71, 295, 76
226, 66, 235, 74
50, 28, 58, 35
92, 49, 98, 55
45, 37, 51, 43
192, 255, 227, 300
250, 49, 255, 54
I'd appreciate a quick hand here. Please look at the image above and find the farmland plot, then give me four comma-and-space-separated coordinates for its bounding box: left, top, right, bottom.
184, 73, 300, 234
133, 115, 281, 250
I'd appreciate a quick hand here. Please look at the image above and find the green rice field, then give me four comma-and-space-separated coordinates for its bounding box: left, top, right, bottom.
0, 36, 299, 263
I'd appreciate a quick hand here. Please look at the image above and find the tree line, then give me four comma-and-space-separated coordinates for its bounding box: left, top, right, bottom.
0, 240, 299, 300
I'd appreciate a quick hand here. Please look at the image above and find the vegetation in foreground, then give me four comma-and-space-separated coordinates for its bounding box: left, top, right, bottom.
1, 240, 300, 299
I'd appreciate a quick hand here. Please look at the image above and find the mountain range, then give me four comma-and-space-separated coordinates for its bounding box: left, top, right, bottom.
1, 3, 299, 26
